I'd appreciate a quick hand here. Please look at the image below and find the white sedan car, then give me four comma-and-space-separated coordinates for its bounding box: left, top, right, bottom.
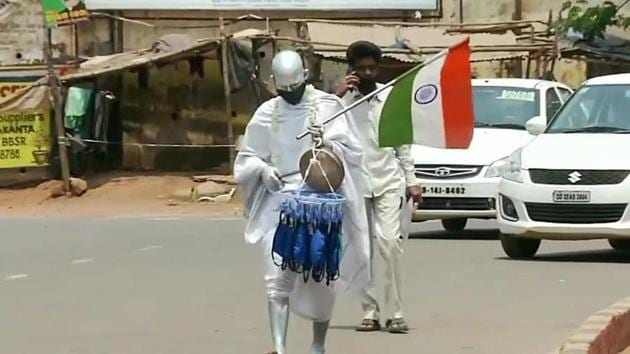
411, 79, 572, 231
498, 73, 630, 258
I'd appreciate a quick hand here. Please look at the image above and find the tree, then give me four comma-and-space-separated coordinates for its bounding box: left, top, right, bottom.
558, 0, 630, 40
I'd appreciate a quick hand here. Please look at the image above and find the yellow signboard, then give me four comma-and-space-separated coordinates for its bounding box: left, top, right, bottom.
0, 110, 52, 168
0, 82, 32, 99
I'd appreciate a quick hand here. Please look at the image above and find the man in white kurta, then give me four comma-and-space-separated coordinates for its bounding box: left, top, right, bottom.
234, 50, 369, 354
336, 41, 421, 334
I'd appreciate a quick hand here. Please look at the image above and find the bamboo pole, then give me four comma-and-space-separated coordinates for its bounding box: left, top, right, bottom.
242, 34, 552, 49
525, 52, 532, 78
288, 18, 548, 27
220, 17, 235, 172
312, 46, 553, 55
44, 26, 71, 195
534, 49, 544, 78
198, 34, 553, 55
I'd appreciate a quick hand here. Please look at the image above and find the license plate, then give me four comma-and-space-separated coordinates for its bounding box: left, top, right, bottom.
553, 191, 591, 203
421, 185, 467, 196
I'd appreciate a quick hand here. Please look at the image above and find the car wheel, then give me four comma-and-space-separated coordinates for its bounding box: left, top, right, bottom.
608, 239, 630, 251
441, 218, 468, 232
500, 234, 541, 259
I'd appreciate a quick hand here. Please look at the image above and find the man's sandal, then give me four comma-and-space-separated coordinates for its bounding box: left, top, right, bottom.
355, 319, 381, 332
386, 318, 409, 334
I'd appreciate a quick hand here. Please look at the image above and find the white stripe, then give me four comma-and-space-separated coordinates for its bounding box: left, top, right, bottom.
138, 245, 163, 252
103, 215, 241, 221
206, 216, 241, 221
5, 274, 28, 281
411, 51, 448, 148
71, 258, 94, 264
148, 217, 180, 221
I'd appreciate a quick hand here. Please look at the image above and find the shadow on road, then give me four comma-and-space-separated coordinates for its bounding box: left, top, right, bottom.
497, 249, 630, 264
409, 228, 499, 241
328, 325, 359, 331
328, 324, 418, 332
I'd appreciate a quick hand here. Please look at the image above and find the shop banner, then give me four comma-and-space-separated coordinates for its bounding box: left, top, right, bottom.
42, 0, 89, 28
0, 82, 34, 99
0, 110, 52, 168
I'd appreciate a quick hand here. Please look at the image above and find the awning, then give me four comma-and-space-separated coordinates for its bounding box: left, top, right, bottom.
559, 27, 630, 63
0, 80, 50, 113
305, 22, 547, 63
60, 34, 221, 82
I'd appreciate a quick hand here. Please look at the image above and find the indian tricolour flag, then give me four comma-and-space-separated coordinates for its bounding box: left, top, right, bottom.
379, 39, 474, 148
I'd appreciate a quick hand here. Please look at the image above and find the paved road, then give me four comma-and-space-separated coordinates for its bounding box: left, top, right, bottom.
1, 216, 630, 354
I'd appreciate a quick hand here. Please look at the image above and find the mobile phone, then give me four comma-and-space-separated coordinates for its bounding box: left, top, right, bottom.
345, 67, 358, 92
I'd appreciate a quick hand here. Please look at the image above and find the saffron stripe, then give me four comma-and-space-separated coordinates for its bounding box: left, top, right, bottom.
440, 39, 474, 148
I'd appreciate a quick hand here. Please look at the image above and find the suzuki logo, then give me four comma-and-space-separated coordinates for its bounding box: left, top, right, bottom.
568, 171, 582, 184
435, 167, 451, 177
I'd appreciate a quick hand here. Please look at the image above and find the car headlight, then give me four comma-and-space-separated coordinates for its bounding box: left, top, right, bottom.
484, 157, 509, 178
503, 148, 524, 183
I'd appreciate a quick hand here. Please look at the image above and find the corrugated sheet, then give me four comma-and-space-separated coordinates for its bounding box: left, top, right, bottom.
60, 38, 220, 82
58, 29, 270, 82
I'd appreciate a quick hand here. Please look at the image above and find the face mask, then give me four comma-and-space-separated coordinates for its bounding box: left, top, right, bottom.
277, 83, 306, 105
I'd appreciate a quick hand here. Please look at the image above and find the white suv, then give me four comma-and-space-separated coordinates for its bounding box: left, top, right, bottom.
498, 74, 630, 258
411, 79, 572, 231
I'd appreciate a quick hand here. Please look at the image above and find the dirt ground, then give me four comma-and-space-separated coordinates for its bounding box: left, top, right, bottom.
0, 172, 243, 217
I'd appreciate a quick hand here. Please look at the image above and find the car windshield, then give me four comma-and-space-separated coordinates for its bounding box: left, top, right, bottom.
547, 85, 630, 134
473, 86, 540, 130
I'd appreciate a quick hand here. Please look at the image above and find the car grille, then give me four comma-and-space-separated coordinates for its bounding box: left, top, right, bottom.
525, 203, 627, 224
529, 169, 630, 185
418, 197, 495, 211
415, 165, 482, 179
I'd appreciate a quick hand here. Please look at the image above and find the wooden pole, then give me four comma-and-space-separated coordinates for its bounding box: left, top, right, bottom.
72, 24, 79, 62
534, 49, 544, 79
525, 52, 532, 78
541, 54, 550, 79
288, 18, 548, 27
251, 39, 263, 104
45, 27, 71, 194
220, 17, 235, 172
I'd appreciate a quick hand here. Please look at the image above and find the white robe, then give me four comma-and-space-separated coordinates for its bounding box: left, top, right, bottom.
234, 86, 370, 322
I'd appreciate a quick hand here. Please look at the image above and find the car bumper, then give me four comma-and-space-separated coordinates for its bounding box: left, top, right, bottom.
412, 175, 499, 221
497, 177, 630, 240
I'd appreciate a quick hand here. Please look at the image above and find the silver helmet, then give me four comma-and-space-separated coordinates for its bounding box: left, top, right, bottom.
271, 50, 307, 92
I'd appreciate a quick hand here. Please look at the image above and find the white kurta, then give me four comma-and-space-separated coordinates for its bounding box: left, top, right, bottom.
341, 83, 417, 198
234, 85, 370, 322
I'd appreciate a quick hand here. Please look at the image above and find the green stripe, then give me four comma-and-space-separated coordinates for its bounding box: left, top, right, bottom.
378, 67, 418, 147
0, 76, 41, 83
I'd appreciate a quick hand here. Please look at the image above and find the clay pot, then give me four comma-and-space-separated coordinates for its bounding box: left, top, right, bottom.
299, 147, 344, 193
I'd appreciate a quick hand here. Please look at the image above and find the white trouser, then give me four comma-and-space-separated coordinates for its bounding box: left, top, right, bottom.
361, 188, 406, 321
263, 229, 298, 301
263, 231, 331, 354
262, 228, 336, 321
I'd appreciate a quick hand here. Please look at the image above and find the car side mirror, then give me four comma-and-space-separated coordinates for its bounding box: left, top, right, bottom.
526, 116, 546, 136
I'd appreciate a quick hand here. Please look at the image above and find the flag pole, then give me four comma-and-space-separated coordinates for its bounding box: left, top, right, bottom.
295, 43, 458, 140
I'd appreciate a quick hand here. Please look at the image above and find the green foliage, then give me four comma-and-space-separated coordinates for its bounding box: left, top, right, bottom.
558, 0, 630, 40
